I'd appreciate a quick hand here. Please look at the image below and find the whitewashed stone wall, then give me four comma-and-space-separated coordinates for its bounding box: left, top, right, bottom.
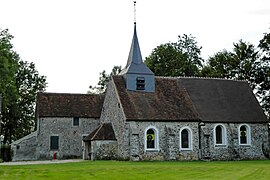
200, 123, 268, 160
37, 117, 100, 160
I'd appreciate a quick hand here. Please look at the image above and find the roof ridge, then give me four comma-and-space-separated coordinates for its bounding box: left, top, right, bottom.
155, 76, 247, 82
38, 92, 105, 96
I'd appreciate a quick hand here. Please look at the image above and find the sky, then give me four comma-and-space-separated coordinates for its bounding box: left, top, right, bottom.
1, 0, 270, 93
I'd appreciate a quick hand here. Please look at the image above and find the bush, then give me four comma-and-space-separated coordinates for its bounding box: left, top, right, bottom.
0, 144, 12, 162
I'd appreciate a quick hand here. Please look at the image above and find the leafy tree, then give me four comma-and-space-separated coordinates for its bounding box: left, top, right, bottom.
0, 29, 47, 143
88, 66, 121, 94
145, 34, 203, 77
258, 29, 270, 117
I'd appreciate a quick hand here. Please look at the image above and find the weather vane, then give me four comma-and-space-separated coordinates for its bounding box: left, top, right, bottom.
134, 1, 136, 24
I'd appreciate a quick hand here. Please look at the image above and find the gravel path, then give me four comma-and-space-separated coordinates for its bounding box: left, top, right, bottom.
0, 159, 83, 166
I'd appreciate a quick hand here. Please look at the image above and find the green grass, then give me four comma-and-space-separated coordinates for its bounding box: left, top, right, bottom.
1, 160, 270, 179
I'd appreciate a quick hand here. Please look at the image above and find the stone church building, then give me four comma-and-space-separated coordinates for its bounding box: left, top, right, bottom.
11, 23, 269, 161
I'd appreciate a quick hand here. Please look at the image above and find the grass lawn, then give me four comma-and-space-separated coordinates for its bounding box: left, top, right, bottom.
0, 160, 270, 179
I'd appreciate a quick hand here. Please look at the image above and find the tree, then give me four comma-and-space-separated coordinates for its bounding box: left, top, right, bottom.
88, 66, 121, 94
145, 34, 203, 77
0, 29, 47, 143
258, 29, 270, 117
201, 39, 270, 118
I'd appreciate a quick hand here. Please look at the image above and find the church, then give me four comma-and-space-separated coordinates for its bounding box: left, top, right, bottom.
11, 22, 269, 161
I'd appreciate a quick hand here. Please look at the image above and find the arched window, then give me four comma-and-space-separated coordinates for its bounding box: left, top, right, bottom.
238, 124, 251, 145
214, 124, 226, 146
180, 127, 192, 150
144, 126, 159, 151
146, 129, 155, 148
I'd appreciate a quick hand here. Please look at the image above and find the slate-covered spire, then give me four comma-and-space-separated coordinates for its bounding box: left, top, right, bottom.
119, 23, 154, 75
126, 23, 143, 66
119, 1, 155, 93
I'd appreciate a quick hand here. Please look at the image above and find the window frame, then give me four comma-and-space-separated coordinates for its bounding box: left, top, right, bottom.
136, 77, 145, 90
144, 126, 159, 152
73, 117, 80, 126
213, 124, 227, 147
238, 124, 251, 146
179, 127, 193, 151
50, 135, 59, 150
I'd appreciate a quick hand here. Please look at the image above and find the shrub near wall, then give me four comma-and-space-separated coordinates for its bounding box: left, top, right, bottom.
0, 144, 12, 162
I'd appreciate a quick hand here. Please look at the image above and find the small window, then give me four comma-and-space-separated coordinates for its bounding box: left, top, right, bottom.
238, 124, 251, 145
73, 117, 79, 126
145, 126, 159, 151
180, 127, 192, 150
136, 77, 145, 90
214, 124, 226, 146
50, 136, 59, 150
215, 126, 222, 144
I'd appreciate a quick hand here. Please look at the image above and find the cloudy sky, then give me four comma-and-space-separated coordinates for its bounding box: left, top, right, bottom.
1, 0, 270, 93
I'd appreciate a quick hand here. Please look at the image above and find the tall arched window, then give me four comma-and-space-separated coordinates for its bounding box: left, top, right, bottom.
145, 126, 159, 151
146, 129, 155, 148
214, 124, 226, 146
238, 124, 251, 145
180, 127, 192, 150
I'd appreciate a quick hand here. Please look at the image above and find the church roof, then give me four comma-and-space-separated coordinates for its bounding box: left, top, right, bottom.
119, 24, 154, 75
112, 76, 267, 123
180, 77, 268, 123
112, 75, 200, 121
36, 92, 104, 118
83, 123, 116, 141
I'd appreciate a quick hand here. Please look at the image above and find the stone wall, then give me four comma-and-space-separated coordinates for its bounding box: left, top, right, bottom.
37, 117, 100, 160
127, 121, 200, 161
11, 131, 38, 161
100, 80, 126, 158
92, 140, 117, 160
200, 123, 268, 160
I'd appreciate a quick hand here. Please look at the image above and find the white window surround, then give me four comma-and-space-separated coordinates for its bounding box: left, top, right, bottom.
144, 126, 159, 152
179, 127, 193, 151
238, 124, 251, 146
213, 124, 227, 147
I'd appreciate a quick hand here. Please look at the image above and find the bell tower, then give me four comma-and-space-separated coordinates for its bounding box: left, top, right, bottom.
119, 1, 155, 93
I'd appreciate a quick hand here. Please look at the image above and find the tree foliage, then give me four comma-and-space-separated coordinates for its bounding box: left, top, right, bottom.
0, 29, 47, 143
88, 66, 121, 94
145, 34, 203, 77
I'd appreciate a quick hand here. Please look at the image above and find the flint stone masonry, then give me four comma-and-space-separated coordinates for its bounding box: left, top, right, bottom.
126, 121, 199, 161
92, 140, 117, 160
101, 80, 126, 158
200, 123, 268, 160
11, 132, 38, 161
36, 117, 100, 160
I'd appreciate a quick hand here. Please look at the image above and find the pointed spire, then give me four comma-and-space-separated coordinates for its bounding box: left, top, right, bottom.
125, 23, 143, 67
119, 1, 154, 80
